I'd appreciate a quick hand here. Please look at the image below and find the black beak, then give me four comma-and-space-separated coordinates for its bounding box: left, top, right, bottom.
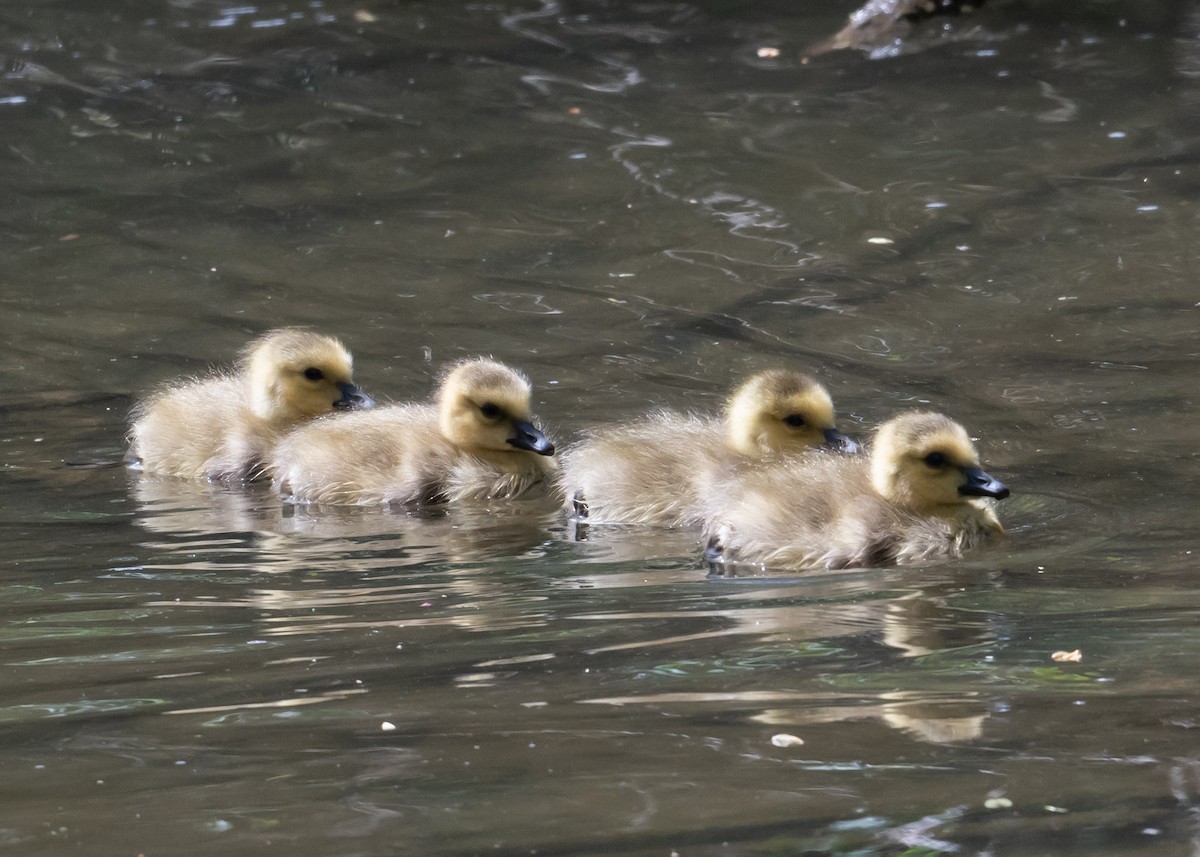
959, 466, 1009, 500
333, 382, 374, 411
822, 427, 861, 455
507, 419, 555, 456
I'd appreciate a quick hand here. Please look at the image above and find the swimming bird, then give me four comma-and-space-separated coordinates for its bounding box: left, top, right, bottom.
704, 411, 1009, 570
268, 357, 556, 505
128, 328, 372, 480
558, 368, 859, 527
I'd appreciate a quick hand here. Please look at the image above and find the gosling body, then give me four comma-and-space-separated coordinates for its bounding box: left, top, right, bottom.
128, 329, 371, 481
269, 358, 556, 505
559, 369, 857, 527
704, 411, 1009, 570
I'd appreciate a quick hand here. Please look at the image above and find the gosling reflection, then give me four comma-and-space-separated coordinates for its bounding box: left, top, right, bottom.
578, 577, 998, 746
275, 496, 563, 566
131, 471, 282, 537
132, 486, 565, 638
752, 692, 990, 746
132, 469, 561, 568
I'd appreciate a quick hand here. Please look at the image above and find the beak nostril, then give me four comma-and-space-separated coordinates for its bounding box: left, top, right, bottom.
507, 419, 555, 456
822, 427, 861, 455
334, 383, 374, 411
958, 466, 1009, 501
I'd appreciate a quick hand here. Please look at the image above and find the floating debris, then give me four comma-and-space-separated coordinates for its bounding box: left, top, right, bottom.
1051, 649, 1083, 663
771, 733, 805, 748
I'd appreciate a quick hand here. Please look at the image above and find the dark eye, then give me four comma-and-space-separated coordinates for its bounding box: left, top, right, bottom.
303, 367, 324, 382
480, 402, 502, 419
924, 452, 947, 468
783, 414, 806, 428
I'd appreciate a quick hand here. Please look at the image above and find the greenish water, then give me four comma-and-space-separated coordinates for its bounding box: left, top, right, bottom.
2, 1, 1199, 854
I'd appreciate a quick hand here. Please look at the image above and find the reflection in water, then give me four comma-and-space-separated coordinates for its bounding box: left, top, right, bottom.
131, 472, 567, 636
575, 574, 1000, 745
131, 472, 560, 565
131, 473, 283, 537
755, 692, 990, 746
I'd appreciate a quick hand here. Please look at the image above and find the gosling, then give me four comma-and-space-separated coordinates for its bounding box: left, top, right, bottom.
558, 368, 859, 527
704, 411, 1010, 570
268, 357, 556, 505
128, 328, 372, 481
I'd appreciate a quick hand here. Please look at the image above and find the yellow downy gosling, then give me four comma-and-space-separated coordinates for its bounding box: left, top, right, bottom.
128, 328, 372, 480
268, 357, 556, 505
558, 368, 858, 526
704, 411, 1009, 570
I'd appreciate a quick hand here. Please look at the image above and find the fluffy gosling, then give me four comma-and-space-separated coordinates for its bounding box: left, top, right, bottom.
704, 411, 1009, 570
128, 328, 372, 480
268, 357, 556, 505
558, 368, 858, 527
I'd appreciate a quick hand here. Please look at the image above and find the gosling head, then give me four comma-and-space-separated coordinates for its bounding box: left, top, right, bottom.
725, 368, 860, 456
437, 358, 555, 456
244, 329, 373, 423
869, 412, 1009, 517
